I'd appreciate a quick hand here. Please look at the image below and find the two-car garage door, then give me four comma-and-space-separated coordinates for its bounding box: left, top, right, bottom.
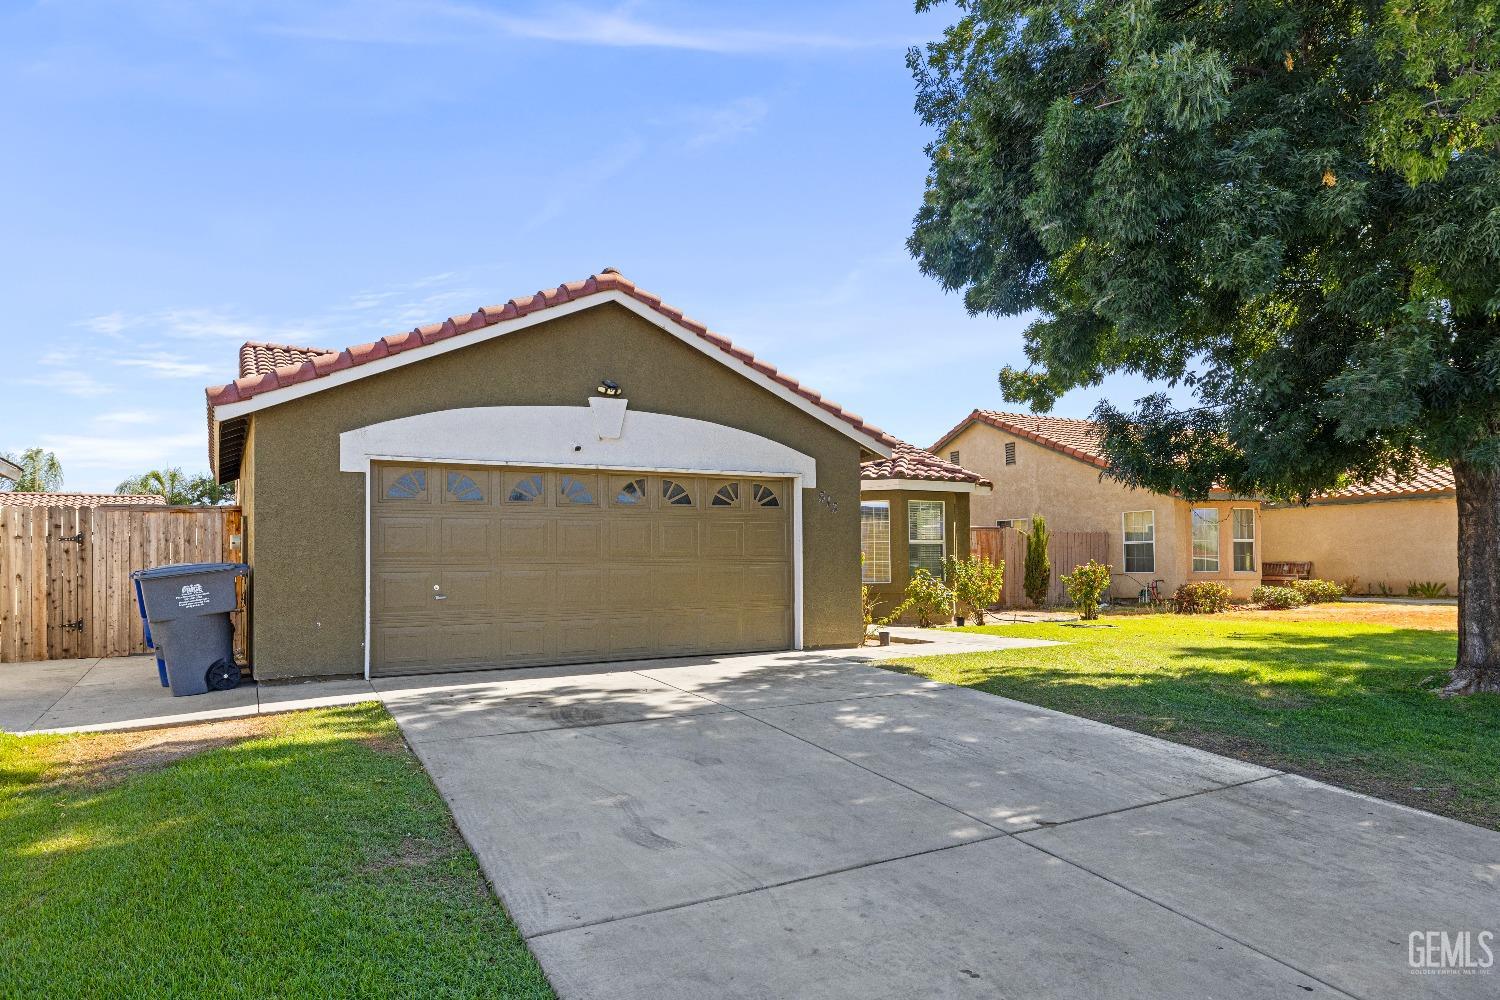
370, 462, 793, 676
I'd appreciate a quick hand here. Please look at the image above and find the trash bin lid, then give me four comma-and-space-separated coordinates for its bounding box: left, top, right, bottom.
131, 561, 249, 580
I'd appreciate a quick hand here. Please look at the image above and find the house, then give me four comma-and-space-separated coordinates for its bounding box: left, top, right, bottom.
859, 442, 991, 621
1259, 467, 1458, 595
932, 411, 1264, 600
0, 493, 166, 507
205, 270, 897, 680
933, 409, 1459, 600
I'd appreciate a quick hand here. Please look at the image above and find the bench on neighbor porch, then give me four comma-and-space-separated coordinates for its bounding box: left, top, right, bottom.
1260, 561, 1313, 586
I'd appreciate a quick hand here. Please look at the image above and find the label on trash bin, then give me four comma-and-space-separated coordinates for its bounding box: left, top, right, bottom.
176, 583, 213, 610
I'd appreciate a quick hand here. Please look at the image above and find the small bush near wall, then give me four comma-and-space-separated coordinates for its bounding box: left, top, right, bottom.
1252, 585, 1307, 609
1061, 560, 1112, 621
947, 554, 1004, 624
903, 568, 955, 627
1290, 578, 1346, 604
1173, 581, 1232, 614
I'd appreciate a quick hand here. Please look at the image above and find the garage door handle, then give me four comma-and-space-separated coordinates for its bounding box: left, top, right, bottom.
434, 594, 447, 600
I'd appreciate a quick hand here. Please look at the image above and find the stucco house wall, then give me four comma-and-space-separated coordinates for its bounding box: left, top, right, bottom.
943, 423, 1263, 599
237, 302, 866, 679
860, 488, 970, 624
1260, 497, 1458, 595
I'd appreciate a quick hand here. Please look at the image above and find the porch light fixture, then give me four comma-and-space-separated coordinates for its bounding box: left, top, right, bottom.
596, 379, 622, 397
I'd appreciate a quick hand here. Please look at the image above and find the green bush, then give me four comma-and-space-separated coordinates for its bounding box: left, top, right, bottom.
902, 568, 955, 627
1407, 580, 1450, 599
1252, 585, 1307, 609
946, 554, 1004, 624
1022, 515, 1051, 607
1060, 560, 1112, 620
1173, 581, 1233, 614
1290, 578, 1346, 603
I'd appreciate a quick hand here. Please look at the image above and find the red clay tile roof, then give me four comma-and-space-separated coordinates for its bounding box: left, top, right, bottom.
938, 409, 1455, 500
934, 410, 1109, 470
239, 341, 335, 379
1313, 465, 1456, 500
0, 493, 167, 507
861, 441, 992, 487
207, 270, 897, 450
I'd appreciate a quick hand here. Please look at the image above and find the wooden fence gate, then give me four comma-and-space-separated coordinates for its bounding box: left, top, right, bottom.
970, 526, 1111, 607
0, 505, 243, 663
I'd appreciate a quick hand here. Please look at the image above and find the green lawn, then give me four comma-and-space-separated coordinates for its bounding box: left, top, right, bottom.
885, 613, 1500, 829
0, 704, 554, 999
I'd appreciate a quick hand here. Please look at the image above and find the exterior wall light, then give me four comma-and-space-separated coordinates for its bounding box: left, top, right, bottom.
596, 379, 623, 397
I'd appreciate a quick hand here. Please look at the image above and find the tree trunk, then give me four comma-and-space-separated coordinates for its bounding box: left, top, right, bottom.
1445, 460, 1500, 695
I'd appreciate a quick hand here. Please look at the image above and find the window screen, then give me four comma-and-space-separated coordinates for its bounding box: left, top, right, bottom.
1192, 508, 1220, 572
1122, 511, 1155, 573
861, 501, 891, 584
1233, 508, 1255, 572
908, 499, 946, 578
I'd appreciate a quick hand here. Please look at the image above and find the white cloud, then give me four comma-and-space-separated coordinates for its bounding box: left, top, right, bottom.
116, 356, 221, 379
38, 431, 206, 471
265, 2, 892, 54
28, 370, 113, 398
80, 311, 128, 335
94, 410, 161, 426
523, 136, 646, 231
681, 97, 770, 149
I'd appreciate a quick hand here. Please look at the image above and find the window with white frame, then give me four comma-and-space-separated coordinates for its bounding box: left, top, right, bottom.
908, 499, 946, 577
1232, 508, 1256, 572
1122, 511, 1155, 573
860, 501, 891, 584
1192, 508, 1221, 572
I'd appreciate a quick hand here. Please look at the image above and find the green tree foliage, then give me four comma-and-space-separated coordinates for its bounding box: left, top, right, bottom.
1022, 515, 1051, 607
909, 0, 1500, 692
0, 448, 63, 492
116, 469, 236, 506
946, 553, 1005, 623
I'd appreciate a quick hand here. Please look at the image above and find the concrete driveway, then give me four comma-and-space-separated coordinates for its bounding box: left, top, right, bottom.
376, 653, 1500, 1000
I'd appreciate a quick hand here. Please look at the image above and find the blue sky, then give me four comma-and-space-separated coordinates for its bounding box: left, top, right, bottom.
1, 1, 1161, 492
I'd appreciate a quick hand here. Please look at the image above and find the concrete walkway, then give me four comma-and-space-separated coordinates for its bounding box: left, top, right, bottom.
3, 639, 1495, 998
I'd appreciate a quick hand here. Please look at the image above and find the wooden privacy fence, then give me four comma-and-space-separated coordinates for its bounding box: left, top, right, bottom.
970, 526, 1111, 607
0, 505, 243, 663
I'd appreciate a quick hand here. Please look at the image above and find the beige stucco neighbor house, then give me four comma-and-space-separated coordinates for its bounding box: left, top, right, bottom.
859, 442, 991, 621
933, 409, 1458, 601
206, 270, 897, 680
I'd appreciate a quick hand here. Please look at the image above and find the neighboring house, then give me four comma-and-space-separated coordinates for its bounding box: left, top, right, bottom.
0, 493, 166, 507
205, 269, 897, 680
1259, 467, 1458, 596
859, 442, 992, 622
932, 411, 1264, 600
933, 409, 1458, 600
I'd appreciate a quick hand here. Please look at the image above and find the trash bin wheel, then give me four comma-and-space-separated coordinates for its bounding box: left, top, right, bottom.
206, 659, 241, 692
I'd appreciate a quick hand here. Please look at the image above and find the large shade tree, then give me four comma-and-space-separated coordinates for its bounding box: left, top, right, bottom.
908, 0, 1500, 694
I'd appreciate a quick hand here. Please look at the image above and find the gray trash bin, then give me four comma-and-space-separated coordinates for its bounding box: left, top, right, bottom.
131, 562, 248, 697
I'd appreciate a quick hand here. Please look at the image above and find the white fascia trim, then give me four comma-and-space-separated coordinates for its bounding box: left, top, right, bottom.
212, 289, 893, 457
860, 478, 991, 494
340, 406, 818, 487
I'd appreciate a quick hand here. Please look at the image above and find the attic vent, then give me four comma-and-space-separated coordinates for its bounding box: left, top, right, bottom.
948, 450, 960, 465
1004, 442, 1017, 466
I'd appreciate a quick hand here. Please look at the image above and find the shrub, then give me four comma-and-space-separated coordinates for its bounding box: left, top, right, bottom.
902, 568, 954, 627
1022, 515, 1051, 607
1252, 585, 1307, 610
1173, 581, 1232, 614
946, 554, 1004, 625
1407, 580, 1450, 599
1060, 560, 1112, 620
1290, 578, 1346, 604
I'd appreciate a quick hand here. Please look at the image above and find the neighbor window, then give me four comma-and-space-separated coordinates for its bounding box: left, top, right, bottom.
908, 499, 946, 577
1233, 508, 1256, 572
1004, 442, 1017, 465
1192, 508, 1220, 572
1122, 511, 1155, 573
860, 501, 891, 584
996, 518, 1030, 533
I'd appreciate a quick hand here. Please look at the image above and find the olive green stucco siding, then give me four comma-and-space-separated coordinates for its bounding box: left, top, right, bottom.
860, 488, 970, 625
239, 302, 864, 678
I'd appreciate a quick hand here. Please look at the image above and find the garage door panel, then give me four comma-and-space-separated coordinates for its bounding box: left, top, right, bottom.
372, 463, 792, 676
375, 517, 438, 560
